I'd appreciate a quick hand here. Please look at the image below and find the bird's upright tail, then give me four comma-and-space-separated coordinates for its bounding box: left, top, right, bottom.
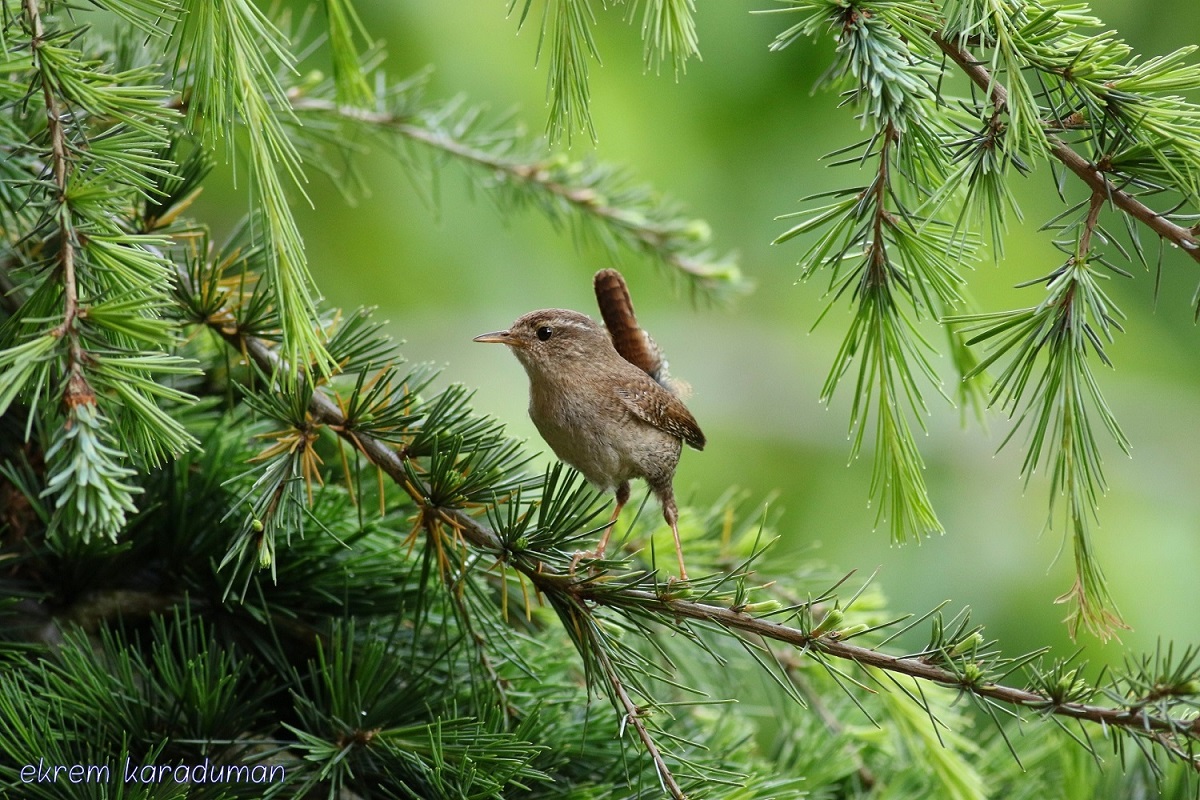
594, 269, 689, 396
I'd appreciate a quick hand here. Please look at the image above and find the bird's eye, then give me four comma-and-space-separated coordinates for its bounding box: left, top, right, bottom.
536, 326, 553, 341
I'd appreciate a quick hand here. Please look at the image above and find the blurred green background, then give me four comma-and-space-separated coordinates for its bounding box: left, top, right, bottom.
195, 1, 1200, 662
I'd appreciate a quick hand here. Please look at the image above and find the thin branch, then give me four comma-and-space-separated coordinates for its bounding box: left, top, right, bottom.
1078, 190, 1106, 258
193, 294, 1200, 772
867, 122, 896, 285
932, 31, 1200, 262
586, 620, 686, 799
286, 96, 732, 291
24, 0, 91, 407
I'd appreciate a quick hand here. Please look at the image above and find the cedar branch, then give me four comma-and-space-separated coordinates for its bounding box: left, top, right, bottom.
931, 31, 1200, 262
286, 96, 730, 290
25, 0, 90, 406
587, 621, 686, 799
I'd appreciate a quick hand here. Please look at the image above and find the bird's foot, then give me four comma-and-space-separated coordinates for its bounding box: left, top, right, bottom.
568, 547, 604, 575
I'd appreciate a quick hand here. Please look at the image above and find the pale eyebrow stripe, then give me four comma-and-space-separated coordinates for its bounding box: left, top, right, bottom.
538, 317, 592, 334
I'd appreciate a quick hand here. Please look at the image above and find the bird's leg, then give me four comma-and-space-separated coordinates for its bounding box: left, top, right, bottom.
570, 481, 630, 573
594, 480, 630, 558
658, 487, 688, 581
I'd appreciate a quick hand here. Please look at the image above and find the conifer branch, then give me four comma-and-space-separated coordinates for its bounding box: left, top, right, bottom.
930, 28, 1169, 638
25, 0, 89, 408
172, 0, 331, 374
932, 31, 1200, 262
196, 297, 1200, 775
771, 2, 1200, 640
1078, 190, 1107, 258
586, 620, 685, 798
286, 95, 744, 298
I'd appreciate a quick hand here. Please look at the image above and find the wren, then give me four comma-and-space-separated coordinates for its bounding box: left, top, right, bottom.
473, 269, 705, 578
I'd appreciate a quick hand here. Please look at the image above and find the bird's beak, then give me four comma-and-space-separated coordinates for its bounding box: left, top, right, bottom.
473, 330, 515, 346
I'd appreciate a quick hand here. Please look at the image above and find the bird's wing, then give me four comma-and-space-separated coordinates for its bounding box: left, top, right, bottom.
615, 383, 706, 451
594, 269, 671, 386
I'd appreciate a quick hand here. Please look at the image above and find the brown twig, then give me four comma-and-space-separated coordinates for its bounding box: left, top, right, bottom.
867, 121, 896, 287
285, 96, 731, 291
1078, 190, 1107, 259
444, 545, 519, 724
931, 31, 1200, 262
24, 0, 91, 407
586, 620, 687, 799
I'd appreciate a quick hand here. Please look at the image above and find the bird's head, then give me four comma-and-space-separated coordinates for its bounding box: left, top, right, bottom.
473, 309, 613, 377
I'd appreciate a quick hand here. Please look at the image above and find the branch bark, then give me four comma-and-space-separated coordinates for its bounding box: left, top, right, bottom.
286, 96, 731, 291
931, 31, 1200, 263
587, 621, 686, 799
25, 0, 91, 407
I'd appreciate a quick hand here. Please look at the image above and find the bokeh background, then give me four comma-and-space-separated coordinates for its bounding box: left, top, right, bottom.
195, 1, 1200, 663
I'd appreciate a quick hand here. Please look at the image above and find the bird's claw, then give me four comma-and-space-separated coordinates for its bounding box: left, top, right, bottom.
568, 548, 605, 576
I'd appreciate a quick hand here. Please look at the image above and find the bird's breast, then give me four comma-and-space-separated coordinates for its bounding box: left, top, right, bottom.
527, 377, 679, 492
528, 382, 617, 487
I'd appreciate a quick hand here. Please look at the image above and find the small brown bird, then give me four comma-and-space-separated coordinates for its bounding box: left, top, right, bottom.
474, 269, 705, 578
